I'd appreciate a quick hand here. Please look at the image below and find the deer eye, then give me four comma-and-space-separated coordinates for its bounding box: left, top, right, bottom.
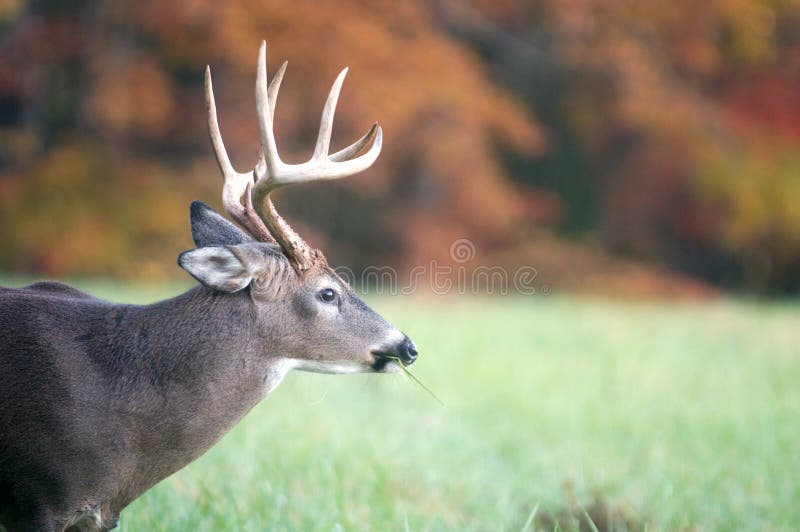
319, 288, 337, 303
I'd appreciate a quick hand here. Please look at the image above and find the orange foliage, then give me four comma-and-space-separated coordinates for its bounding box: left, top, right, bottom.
466, 0, 800, 292
0, 0, 542, 278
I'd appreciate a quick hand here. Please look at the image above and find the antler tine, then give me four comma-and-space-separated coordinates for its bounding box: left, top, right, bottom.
329, 123, 379, 162
255, 41, 282, 176
205, 64, 275, 243
313, 68, 348, 160
268, 60, 287, 122
253, 59, 286, 177
204, 66, 235, 180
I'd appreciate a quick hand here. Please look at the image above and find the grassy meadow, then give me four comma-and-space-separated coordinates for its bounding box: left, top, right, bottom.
4, 278, 799, 530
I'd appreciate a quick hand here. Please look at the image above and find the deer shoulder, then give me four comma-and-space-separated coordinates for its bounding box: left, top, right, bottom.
19, 281, 97, 300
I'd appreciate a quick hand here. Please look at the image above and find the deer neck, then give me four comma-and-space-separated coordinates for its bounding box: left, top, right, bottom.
107, 286, 290, 508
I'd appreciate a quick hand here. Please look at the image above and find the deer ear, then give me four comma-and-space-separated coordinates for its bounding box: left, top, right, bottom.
190, 201, 254, 248
178, 246, 252, 292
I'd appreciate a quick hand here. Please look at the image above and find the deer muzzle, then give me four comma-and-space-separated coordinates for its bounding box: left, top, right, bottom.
372, 334, 418, 369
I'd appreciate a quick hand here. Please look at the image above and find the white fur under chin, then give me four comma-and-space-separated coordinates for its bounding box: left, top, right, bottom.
262, 359, 295, 394
262, 357, 391, 396
288, 358, 372, 375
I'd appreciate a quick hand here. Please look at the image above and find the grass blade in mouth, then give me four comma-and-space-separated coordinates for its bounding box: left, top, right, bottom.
387, 357, 444, 407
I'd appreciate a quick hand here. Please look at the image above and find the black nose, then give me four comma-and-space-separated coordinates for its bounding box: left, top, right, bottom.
398, 336, 418, 365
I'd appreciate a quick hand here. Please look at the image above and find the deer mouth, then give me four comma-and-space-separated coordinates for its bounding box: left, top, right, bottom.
370, 351, 401, 373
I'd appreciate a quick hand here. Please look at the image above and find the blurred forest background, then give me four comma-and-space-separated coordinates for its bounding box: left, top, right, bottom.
1, 0, 799, 296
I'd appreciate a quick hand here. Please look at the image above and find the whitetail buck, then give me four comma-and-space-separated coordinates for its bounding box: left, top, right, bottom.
0, 42, 417, 532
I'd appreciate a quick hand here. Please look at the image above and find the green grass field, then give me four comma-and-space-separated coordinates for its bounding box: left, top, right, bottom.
4, 278, 799, 530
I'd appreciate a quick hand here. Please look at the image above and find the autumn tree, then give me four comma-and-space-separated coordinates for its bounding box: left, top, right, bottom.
0, 0, 542, 277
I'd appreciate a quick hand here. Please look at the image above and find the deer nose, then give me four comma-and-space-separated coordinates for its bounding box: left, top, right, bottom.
398, 336, 418, 365
372, 335, 418, 368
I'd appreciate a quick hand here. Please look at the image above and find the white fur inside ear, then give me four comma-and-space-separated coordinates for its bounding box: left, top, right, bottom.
179, 247, 252, 292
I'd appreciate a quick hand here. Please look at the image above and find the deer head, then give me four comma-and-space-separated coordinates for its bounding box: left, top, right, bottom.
178, 42, 416, 373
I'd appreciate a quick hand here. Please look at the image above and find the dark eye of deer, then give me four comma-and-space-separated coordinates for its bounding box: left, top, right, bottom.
319, 288, 336, 303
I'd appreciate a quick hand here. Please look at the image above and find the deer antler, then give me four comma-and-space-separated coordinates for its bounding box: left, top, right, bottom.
205, 41, 383, 271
